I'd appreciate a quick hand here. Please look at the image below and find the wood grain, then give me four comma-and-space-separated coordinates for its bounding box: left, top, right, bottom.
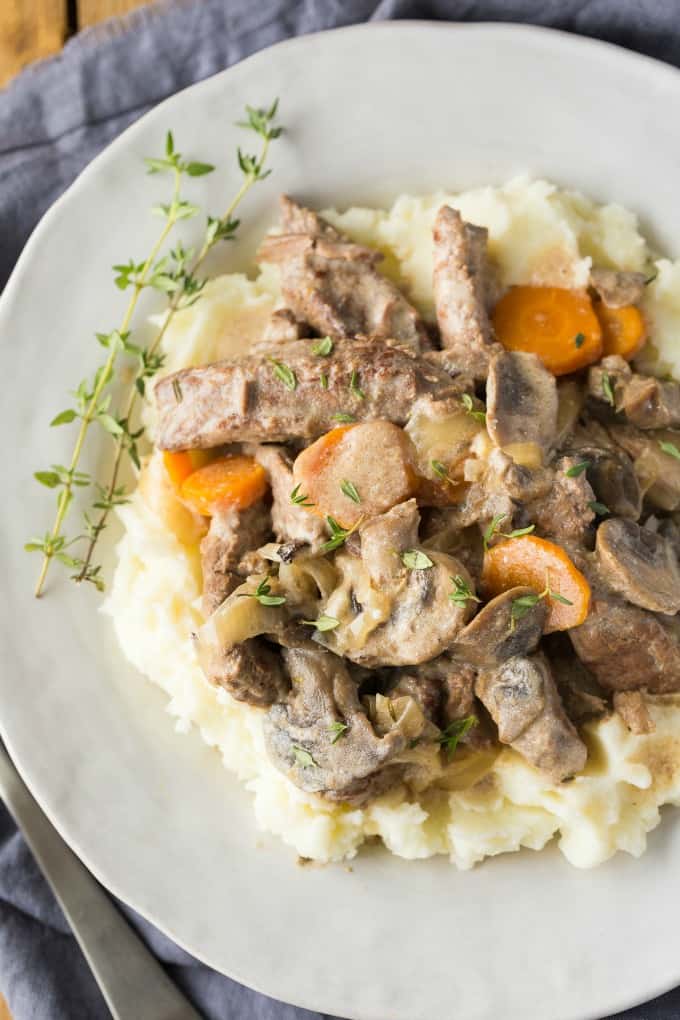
0, 0, 67, 87
78, 0, 154, 28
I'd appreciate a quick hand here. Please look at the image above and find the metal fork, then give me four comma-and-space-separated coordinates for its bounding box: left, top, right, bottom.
0, 742, 203, 1020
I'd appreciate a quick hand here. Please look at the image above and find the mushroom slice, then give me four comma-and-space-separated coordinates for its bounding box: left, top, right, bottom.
453, 587, 547, 668
595, 517, 680, 615
476, 653, 587, 782
264, 647, 422, 804
574, 445, 641, 519
486, 351, 558, 461
590, 267, 646, 308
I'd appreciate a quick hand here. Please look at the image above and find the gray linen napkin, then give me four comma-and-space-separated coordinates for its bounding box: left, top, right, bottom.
1, 2, 680, 1018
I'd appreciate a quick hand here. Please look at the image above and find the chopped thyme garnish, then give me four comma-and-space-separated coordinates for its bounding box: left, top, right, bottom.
483, 513, 535, 550
439, 716, 477, 757
320, 372, 329, 389
340, 479, 361, 503
312, 336, 333, 356
574, 332, 586, 349
290, 483, 314, 507
401, 549, 434, 570
645, 271, 658, 286
302, 615, 340, 632
659, 440, 680, 461
349, 370, 365, 400
238, 576, 286, 607
320, 515, 361, 554
269, 358, 297, 390
565, 460, 591, 478
328, 721, 349, 744
172, 378, 183, 402
331, 412, 356, 423
461, 392, 486, 423
601, 370, 615, 407
449, 574, 481, 607
588, 500, 610, 517
510, 571, 574, 630
291, 745, 317, 768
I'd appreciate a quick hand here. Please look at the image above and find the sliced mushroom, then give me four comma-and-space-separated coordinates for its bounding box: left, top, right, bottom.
595, 517, 680, 614
453, 587, 547, 667
575, 445, 641, 519
486, 351, 558, 460
320, 500, 476, 667
264, 646, 423, 804
475, 653, 587, 783
590, 267, 647, 308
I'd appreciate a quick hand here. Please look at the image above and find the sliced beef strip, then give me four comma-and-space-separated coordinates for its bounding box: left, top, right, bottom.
569, 593, 680, 693
476, 653, 587, 783
258, 197, 430, 352
432, 205, 503, 379
527, 455, 596, 548
613, 690, 655, 735
590, 267, 647, 308
550, 653, 608, 725
262, 308, 309, 343
594, 517, 680, 615
589, 356, 680, 430
264, 646, 416, 804
200, 502, 271, 615
486, 351, 558, 457
608, 424, 680, 512
155, 337, 458, 450
202, 638, 289, 708
249, 443, 327, 550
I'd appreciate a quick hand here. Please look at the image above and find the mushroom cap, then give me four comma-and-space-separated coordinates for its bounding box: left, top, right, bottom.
596, 517, 680, 615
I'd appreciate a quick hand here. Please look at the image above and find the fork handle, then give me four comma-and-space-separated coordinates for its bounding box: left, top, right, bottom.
0, 745, 203, 1020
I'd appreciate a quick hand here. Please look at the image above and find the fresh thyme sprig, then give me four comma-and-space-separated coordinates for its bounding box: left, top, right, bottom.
482, 513, 535, 551
449, 575, 481, 608
510, 570, 573, 630
30, 100, 282, 597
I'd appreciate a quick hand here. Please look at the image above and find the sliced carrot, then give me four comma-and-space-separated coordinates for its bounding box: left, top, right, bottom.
595, 303, 647, 360
481, 534, 591, 632
163, 449, 214, 490
493, 286, 603, 376
163, 451, 195, 489
180, 455, 268, 516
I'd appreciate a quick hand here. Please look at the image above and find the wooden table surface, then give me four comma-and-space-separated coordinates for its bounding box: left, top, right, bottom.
1, 0, 156, 87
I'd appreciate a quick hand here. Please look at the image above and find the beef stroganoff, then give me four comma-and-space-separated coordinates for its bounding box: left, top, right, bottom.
106, 178, 680, 867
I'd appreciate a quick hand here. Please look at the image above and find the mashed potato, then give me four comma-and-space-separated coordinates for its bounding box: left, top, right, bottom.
105, 176, 680, 868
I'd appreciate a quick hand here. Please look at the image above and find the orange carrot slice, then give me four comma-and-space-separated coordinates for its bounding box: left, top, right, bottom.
180, 455, 268, 516
493, 286, 603, 376
595, 303, 646, 360
163, 451, 195, 489
481, 534, 591, 632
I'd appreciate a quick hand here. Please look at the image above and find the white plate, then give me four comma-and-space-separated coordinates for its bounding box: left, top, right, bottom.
1, 22, 680, 1020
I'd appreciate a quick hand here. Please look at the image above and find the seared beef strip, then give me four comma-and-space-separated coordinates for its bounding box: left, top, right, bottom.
594, 517, 680, 615
203, 639, 289, 708
528, 455, 596, 549
258, 197, 429, 351
589, 356, 680, 430
569, 443, 641, 520
486, 351, 558, 458
264, 647, 417, 804
155, 337, 458, 450
200, 502, 271, 616
570, 594, 680, 693
432, 205, 502, 378
249, 444, 327, 550
590, 267, 647, 308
